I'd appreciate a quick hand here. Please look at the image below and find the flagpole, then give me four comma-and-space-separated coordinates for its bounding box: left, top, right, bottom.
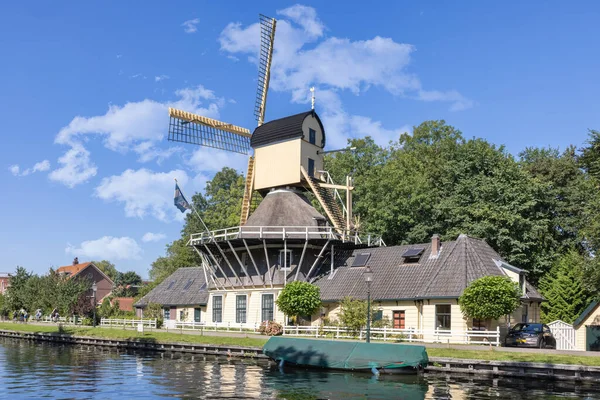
175, 178, 211, 235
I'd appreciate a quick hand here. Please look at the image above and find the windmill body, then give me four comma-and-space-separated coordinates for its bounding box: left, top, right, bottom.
161, 14, 384, 328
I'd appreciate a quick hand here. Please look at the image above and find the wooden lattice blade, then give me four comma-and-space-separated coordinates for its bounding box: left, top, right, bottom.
168, 108, 252, 155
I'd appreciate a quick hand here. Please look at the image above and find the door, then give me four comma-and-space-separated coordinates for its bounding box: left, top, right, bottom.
308, 158, 315, 177
194, 308, 201, 323
393, 311, 405, 329
586, 326, 600, 351
170, 307, 176, 320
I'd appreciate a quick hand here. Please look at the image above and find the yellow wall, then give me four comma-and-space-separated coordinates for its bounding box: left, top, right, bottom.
206, 289, 285, 327
575, 304, 600, 351
301, 114, 324, 148
175, 306, 207, 322
254, 139, 301, 190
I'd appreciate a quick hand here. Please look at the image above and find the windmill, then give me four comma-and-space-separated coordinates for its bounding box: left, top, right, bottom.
167, 14, 353, 233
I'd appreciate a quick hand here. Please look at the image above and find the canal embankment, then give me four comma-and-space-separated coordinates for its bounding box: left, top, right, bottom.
2, 323, 600, 381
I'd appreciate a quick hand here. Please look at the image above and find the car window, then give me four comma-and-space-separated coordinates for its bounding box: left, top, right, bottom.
512, 323, 542, 332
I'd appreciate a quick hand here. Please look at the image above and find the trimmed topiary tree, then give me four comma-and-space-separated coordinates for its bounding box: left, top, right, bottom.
459, 276, 521, 321
276, 281, 321, 325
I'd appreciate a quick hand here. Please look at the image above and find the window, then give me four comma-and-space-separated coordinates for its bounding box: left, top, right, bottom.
236, 295, 247, 324
309, 128, 316, 145
194, 308, 201, 323
393, 311, 405, 329
435, 305, 451, 330
472, 318, 487, 331
163, 308, 170, 320
183, 279, 194, 290
402, 248, 424, 264
308, 158, 315, 177
351, 253, 371, 267
262, 294, 274, 322
212, 296, 222, 323
167, 280, 176, 290
521, 304, 529, 323
279, 250, 293, 270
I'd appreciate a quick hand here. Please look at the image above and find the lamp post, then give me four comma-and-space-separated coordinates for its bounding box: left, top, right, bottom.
363, 265, 373, 343
92, 282, 97, 328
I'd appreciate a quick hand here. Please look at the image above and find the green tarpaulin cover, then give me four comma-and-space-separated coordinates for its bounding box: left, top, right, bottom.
263, 337, 428, 371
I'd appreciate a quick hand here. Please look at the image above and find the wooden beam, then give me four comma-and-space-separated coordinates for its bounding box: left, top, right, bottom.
318, 182, 354, 190
227, 241, 255, 288
202, 244, 235, 289
215, 243, 244, 288
243, 239, 265, 287
306, 239, 331, 281
169, 107, 251, 137
263, 240, 273, 288
294, 239, 309, 282
193, 247, 225, 291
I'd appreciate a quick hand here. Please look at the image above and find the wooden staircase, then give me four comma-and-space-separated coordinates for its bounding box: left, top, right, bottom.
240, 156, 255, 225
300, 166, 346, 233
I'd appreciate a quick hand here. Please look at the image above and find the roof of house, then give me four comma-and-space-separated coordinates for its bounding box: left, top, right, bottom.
574, 300, 599, 327
250, 110, 325, 148
313, 234, 543, 302
134, 267, 208, 308
56, 262, 114, 285
244, 190, 327, 228
113, 297, 134, 312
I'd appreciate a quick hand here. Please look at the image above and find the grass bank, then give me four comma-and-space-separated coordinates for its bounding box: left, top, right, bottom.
0, 322, 268, 348
1, 323, 599, 367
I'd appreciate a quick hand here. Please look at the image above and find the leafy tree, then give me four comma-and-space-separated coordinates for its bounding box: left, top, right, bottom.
539, 249, 591, 324
459, 276, 522, 320
579, 129, 600, 182
337, 297, 371, 335
5, 266, 32, 311
275, 281, 321, 324
92, 260, 118, 282
113, 271, 143, 297
144, 302, 164, 327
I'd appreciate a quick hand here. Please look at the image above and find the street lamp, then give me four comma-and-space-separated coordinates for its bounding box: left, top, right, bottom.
92, 282, 97, 328
363, 265, 373, 343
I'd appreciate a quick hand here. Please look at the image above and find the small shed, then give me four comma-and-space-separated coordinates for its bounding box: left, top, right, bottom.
574, 300, 600, 351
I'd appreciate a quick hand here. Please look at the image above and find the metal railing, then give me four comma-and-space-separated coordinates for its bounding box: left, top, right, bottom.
281, 325, 501, 346
189, 225, 385, 247
318, 170, 348, 217
100, 318, 157, 329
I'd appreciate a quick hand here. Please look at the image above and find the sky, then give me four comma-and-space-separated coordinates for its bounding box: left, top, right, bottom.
1, 1, 599, 278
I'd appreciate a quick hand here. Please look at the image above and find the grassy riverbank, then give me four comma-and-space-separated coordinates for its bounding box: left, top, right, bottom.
1, 323, 599, 367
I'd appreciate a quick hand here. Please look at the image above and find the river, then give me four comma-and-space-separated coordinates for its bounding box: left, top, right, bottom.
0, 339, 599, 399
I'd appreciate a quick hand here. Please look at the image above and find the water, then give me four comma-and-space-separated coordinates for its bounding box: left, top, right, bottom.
0, 339, 599, 399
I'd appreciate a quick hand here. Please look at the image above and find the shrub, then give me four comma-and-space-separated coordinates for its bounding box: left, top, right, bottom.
259, 321, 283, 336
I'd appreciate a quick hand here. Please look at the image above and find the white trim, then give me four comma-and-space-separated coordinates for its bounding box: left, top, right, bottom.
435, 303, 452, 330
235, 294, 248, 324
211, 294, 223, 323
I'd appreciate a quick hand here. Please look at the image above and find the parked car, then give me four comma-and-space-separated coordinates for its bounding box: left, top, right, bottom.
504, 323, 556, 349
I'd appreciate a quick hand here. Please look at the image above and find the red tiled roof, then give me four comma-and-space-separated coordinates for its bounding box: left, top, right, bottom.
113, 297, 134, 312
56, 262, 93, 277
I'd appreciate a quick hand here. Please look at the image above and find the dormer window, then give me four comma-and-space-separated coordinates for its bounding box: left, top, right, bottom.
351, 253, 371, 267
402, 248, 424, 264
309, 128, 316, 145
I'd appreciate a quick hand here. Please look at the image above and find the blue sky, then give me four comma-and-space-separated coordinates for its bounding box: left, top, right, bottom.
2, 1, 599, 278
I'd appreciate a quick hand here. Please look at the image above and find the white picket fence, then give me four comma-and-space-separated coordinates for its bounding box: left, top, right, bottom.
38, 316, 83, 325
100, 318, 157, 329
281, 325, 501, 346
548, 320, 577, 350
165, 320, 261, 332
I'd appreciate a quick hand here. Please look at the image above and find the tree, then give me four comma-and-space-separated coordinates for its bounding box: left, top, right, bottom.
5, 266, 32, 311
337, 297, 371, 335
275, 281, 321, 324
113, 271, 143, 297
92, 260, 118, 282
459, 276, 521, 320
539, 250, 591, 324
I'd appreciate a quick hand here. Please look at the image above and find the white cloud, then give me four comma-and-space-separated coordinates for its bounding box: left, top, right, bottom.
66, 236, 142, 260
51, 85, 221, 187
9, 165, 20, 176
182, 18, 200, 33
48, 143, 97, 187
187, 147, 248, 174
142, 232, 167, 242
95, 168, 190, 221
219, 5, 471, 111
116, 54, 122, 59
9, 160, 51, 177
155, 75, 170, 82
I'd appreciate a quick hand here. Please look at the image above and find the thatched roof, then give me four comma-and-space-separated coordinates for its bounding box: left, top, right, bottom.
244, 189, 326, 227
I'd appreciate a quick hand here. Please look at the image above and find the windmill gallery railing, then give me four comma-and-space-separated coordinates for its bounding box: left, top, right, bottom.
189, 226, 385, 247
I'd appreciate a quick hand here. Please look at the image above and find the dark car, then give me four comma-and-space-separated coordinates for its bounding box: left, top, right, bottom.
504, 323, 556, 349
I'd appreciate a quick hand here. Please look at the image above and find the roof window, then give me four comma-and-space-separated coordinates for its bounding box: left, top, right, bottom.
167, 280, 176, 290
402, 248, 424, 263
183, 279, 194, 290
351, 253, 371, 267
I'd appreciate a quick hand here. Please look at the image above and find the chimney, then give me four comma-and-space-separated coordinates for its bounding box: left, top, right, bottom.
431, 234, 441, 258
73, 257, 79, 265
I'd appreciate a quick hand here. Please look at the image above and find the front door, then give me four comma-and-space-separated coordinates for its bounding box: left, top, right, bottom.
393, 311, 405, 329
194, 308, 201, 323
586, 326, 600, 351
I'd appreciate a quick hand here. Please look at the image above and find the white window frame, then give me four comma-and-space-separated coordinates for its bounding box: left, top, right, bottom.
212, 295, 223, 323
279, 250, 293, 270
261, 293, 275, 322
235, 294, 247, 324
435, 304, 452, 331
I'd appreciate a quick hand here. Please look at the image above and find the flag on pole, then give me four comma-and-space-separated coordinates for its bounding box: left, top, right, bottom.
174, 183, 191, 213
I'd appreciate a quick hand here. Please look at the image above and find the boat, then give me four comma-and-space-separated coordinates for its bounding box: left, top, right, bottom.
262, 337, 429, 375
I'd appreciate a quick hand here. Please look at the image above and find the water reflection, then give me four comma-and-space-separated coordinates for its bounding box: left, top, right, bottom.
1, 339, 600, 399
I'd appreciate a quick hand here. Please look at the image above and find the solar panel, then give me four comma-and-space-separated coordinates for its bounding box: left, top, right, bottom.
351, 253, 371, 267
183, 279, 194, 290
402, 248, 424, 258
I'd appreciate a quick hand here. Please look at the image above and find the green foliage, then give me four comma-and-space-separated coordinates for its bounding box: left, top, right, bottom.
459, 276, 522, 320
337, 297, 371, 335
144, 302, 164, 328
92, 260, 118, 281
276, 281, 321, 323
539, 250, 591, 324
113, 270, 143, 297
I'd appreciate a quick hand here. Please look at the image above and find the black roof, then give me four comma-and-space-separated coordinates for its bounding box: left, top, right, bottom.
134, 267, 208, 307
250, 110, 325, 148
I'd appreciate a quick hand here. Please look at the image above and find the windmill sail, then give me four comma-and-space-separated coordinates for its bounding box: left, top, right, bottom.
254, 14, 277, 126
167, 108, 252, 155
